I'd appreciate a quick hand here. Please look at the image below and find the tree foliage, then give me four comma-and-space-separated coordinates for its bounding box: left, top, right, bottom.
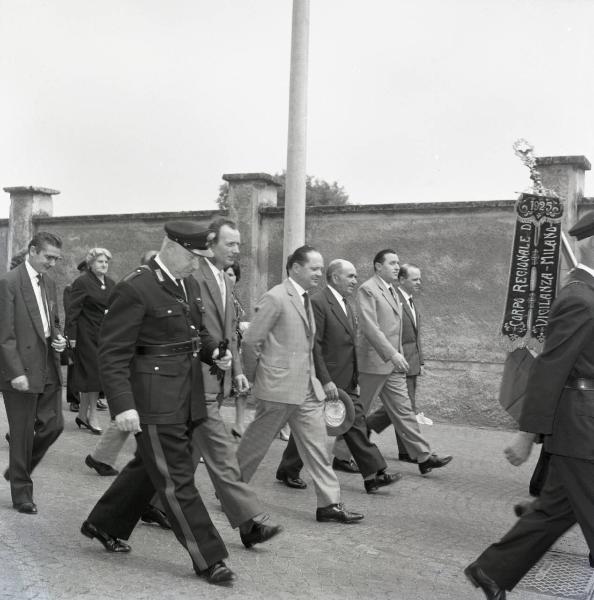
216, 171, 349, 211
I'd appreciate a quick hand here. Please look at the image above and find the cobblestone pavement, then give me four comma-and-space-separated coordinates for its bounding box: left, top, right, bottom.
0, 397, 592, 600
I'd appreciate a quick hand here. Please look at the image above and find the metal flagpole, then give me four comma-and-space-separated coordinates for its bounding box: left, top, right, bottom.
282, 0, 310, 270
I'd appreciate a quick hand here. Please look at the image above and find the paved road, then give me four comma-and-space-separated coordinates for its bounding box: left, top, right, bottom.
0, 398, 592, 600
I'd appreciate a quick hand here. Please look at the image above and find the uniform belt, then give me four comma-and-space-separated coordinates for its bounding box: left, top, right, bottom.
136, 338, 200, 357
565, 377, 594, 391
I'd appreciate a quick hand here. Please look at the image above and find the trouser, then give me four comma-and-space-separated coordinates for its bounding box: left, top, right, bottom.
237, 389, 341, 507
474, 454, 594, 590
277, 391, 387, 479
3, 350, 63, 505
359, 371, 431, 462
367, 375, 417, 454
152, 400, 263, 528
92, 419, 130, 467
87, 422, 227, 572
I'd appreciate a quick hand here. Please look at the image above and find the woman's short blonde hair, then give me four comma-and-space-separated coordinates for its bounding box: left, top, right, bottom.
86, 247, 112, 267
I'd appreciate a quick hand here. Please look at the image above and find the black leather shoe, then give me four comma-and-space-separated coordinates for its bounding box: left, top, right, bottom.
196, 560, 235, 585
398, 453, 417, 463
81, 520, 131, 553
464, 562, 506, 599
419, 454, 453, 475
276, 471, 307, 489
364, 471, 403, 494
316, 503, 364, 523
96, 399, 108, 411
240, 519, 283, 548
69, 402, 80, 413
141, 506, 172, 530
332, 457, 360, 473
85, 454, 119, 476
14, 502, 37, 514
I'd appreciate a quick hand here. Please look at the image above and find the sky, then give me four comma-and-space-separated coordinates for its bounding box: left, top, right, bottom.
1, 0, 594, 218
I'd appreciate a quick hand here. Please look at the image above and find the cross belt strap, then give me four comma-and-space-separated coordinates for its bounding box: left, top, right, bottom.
136, 338, 201, 357
565, 377, 594, 391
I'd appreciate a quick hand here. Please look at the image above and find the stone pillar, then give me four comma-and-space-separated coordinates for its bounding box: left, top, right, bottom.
3, 186, 59, 270
535, 156, 590, 282
222, 173, 280, 313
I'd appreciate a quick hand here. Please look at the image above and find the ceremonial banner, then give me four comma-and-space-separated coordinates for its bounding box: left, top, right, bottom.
501, 192, 563, 351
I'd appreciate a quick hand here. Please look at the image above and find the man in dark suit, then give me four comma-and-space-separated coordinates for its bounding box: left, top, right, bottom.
80, 222, 235, 585
276, 259, 401, 494
465, 213, 594, 600
0, 232, 67, 514
367, 264, 427, 462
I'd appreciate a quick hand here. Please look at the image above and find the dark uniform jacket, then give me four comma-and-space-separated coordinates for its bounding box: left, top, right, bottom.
98, 258, 217, 425
311, 286, 358, 394
397, 288, 423, 376
0, 262, 62, 393
520, 267, 594, 461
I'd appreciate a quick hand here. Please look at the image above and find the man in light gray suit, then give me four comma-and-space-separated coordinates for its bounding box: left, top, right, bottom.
357, 249, 452, 476
237, 246, 364, 523
189, 218, 282, 548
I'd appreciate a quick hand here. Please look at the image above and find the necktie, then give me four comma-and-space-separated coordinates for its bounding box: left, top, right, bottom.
388, 286, 397, 302
175, 279, 187, 301
303, 292, 311, 328
409, 297, 414, 308
36, 274, 51, 334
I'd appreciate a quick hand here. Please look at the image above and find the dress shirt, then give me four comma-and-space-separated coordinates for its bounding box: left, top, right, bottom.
327, 284, 348, 316
288, 277, 307, 305
25, 260, 50, 337
398, 287, 417, 326
206, 259, 226, 310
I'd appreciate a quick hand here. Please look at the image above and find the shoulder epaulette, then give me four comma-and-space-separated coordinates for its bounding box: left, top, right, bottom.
122, 265, 150, 282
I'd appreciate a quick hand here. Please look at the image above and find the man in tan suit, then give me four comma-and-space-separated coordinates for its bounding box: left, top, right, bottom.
237, 246, 364, 523
357, 249, 452, 475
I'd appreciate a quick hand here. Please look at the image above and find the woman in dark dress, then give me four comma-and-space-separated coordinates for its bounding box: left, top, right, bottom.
66, 248, 115, 434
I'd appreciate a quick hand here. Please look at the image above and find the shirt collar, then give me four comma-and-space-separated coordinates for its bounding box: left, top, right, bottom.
398, 287, 412, 302
288, 277, 307, 297
154, 254, 178, 283
576, 263, 594, 279
327, 284, 346, 304
205, 257, 224, 280
25, 258, 41, 281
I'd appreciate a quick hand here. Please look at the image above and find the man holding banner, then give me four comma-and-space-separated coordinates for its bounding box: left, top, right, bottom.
465, 212, 594, 600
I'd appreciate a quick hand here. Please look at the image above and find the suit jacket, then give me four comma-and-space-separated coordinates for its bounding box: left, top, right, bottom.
190, 258, 242, 398
0, 262, 62, 393
356, 274, 403, 375
311, 286, 358, 393
397, 288, 423, 376
98, 258, 217, 424
243, 279, 324, 404
520, 268, 594, 461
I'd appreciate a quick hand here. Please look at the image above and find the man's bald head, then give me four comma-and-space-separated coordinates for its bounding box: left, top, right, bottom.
326, 259, 357, 297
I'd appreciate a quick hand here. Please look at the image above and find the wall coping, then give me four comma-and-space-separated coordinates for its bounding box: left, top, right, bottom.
223, 172, 280, 186
536, 155, 591, 170
3, 186, 60, 195
32, 209, 224, 225
15, 197, 594, 224
261, 199, 518, 215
